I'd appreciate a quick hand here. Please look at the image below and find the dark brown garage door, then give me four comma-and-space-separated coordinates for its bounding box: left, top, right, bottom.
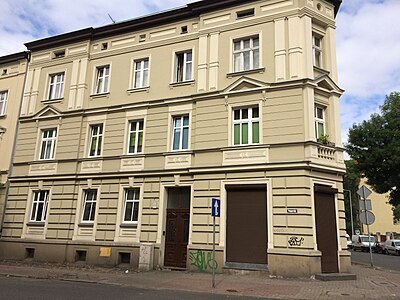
314, 185, 339, 273
226, 185, 267, 266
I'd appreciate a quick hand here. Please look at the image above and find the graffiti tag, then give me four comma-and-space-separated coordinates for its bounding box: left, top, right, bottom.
189, 250, 218, 272
288, 236, 304, 247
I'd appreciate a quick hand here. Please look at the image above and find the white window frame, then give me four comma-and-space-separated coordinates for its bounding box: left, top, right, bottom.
30, 190, 49, 222
232, 106, 260, 146
81, 189, 97, 223
172, 115, 190, 151
94, 65, 110, 94
175, 50, 193, 83
133, 58, 149, 89
88, 124, 103, 157
39, 128, 57, 160
122, 188, 140, 224
48, 73, 64, 100
0, 90, 8, 116
313, 33, 323, 68
233, 35, 259, 72
315, 106, 326, 139
127, 120, 144, 154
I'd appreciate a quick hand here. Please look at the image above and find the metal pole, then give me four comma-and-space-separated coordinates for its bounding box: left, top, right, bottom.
212, 215, 215, 288
344, 189, 354, 236
362, 189, 374, 267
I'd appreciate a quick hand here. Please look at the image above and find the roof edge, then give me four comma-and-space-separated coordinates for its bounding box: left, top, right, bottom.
0, 51, 30, 64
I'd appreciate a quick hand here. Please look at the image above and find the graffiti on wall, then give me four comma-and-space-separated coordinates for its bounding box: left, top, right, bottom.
189, 250, 218, 272
288, 236, 304, 247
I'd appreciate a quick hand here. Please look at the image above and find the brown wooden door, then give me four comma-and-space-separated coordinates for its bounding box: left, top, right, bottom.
164, 187, 190, 268
314, 186, 339, 273
164, 209, 190, 268
226, 185, 267, 265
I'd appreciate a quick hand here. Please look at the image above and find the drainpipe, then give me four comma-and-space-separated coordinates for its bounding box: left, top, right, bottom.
0, 51, 31, 237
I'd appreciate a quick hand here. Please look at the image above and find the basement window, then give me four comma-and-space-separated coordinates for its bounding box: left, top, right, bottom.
118, 252, 131, 264
237, 8, 255, 19
2, 69, 7, 76
53, 50, 65, 59
25, 248, 35, 259
75, 250, 87, 262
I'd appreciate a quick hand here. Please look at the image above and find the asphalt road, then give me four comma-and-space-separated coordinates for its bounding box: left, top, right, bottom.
351, 249, 400, 272
0, 277, 262, 300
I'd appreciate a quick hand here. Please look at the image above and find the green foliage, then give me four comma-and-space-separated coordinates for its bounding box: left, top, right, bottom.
346, 92, 400, 221
343, 160, 361, 233
393, 205, 400, 224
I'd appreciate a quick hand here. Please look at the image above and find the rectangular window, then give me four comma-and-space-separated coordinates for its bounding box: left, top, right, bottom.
175, 51, 192, 83
313, 34, 323, 68
48, 73, 64, 100
123, 188, 140, 223
315, 106, 326, 139
133, 58, 149, 88
0, 90, 8, 116
233, 107, 260, 145
233, 36, 259, 72
95, 65, 110, 94
127, 120, 144, 154
82, 190, 97, 222
88, 124, 103, 157
172, 115, 189, 151
30, 191, 49, 222
39, 129, 57, 160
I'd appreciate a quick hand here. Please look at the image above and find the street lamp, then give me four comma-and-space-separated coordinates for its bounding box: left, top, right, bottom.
344, 189, 354, 236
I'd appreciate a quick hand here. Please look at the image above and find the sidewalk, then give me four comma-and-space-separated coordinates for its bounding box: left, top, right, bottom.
0, 260, 399, 299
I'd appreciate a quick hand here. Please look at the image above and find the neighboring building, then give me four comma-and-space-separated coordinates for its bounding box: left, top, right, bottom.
0, 52, 30, 231
0, 0, 347, 277
359, 180, 399, 241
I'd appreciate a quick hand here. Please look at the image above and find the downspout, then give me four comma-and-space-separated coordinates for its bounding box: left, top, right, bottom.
0, 51, 31, 238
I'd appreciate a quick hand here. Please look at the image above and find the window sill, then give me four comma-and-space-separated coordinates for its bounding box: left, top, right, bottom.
227, 67, 265, 78
122, 153, 145, 158
0, 115, 6, 119
313, 66, 330, 75
90, 92, 110, 98
127, 87, 149, 94
42, 98, 63, 104
120, 223, 138, 228
169, 80, 195, 88
78, 223, 94, 228
26, 222, 45, 227
164, 150, 193, 156
222, 143, 267, 151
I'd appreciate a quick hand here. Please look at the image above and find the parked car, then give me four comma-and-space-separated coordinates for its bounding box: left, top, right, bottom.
352, 235, 376, 252
346, 234, 352, 249
384, 239, 400, 255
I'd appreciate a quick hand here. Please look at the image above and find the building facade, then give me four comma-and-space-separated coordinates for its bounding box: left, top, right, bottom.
0, 0, 348, 277
359, 180, 400, 241
0, 52, 30, 231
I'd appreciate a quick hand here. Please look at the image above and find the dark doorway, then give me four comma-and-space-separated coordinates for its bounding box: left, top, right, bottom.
226, 185, 267, 268
314, 185, 339, 273
164, 187, 190, 268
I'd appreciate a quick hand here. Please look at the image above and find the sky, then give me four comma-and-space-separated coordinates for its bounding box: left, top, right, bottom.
1, 0, 399, 151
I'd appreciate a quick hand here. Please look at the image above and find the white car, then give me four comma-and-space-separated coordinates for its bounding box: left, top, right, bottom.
384, 239, 400, 255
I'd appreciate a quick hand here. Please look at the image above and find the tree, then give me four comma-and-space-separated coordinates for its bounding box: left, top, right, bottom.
346, 92, 400, 221
343, 160, 361, 234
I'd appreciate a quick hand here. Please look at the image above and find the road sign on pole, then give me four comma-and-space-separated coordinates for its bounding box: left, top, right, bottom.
212, 198, 220, 217
211, 198, 220, 288
357, 185, 372, 199
357, 185, 374, 267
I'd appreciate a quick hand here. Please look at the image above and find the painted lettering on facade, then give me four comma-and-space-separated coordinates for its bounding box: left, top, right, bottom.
189, 250, 217, 272
288, 236, 304, 247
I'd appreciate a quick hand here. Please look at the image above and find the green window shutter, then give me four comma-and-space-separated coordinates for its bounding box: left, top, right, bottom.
252, 122, 259, 143
234, 124, 240, 145
242, 123, 248, 144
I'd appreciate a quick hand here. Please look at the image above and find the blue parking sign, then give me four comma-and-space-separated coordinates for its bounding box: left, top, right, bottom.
211, 198, 220, 217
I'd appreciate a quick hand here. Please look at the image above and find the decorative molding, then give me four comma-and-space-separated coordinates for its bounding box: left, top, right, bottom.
223, 147, 269, 165
165, 154, 191, 169
120, 157, 144, 171
80, 160, 102, 173
29, 163, 58, 175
